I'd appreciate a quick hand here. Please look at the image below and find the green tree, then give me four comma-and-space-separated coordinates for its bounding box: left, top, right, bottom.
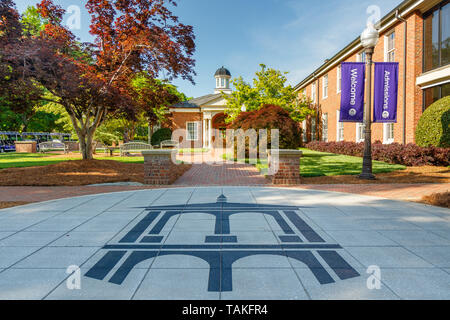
223, 64, 314, 122
21, 5, 47, 36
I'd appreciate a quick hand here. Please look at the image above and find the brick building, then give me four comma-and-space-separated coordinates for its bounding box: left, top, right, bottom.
167, 67, 231, 148
295, 0, 449, 145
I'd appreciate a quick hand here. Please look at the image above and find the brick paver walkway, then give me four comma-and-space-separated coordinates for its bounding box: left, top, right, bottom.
0, 183, 448, 204
0, 151, 448, 204
174, 162, 270, 186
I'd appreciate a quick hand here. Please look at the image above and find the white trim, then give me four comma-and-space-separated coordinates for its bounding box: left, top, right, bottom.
322, 113, 328, 142
420, 79, 450, 89
169, 108, 200, 113
336, 110, 344, 141
311, 83, 317, 103
383, 123, 395, 144
337, 65, 341, 93
322, 74, 328, 99
416, 65, 450, 88
356, 122, 365, 143
384, 31, 396, 62
302, 120, 307, 143
186, 122, 199, 141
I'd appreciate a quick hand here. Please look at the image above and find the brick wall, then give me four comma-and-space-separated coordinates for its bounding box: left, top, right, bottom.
299, 10, 425, 145
142, 151, 180, 185
268, 150, 302, 185
168, 112, 203, 148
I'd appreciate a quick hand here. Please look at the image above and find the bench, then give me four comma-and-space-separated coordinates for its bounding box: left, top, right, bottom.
120, 142, 153, 156
39, 141, 69, 154
160, 140, 179, 149
93, 141, 109, 155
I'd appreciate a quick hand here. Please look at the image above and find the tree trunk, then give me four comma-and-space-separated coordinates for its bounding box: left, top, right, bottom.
78, 132, 94, 160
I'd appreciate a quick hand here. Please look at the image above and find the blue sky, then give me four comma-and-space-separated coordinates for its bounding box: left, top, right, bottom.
15, 0, 402, 98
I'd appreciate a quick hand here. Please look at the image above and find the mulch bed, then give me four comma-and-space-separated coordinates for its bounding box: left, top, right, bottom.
420, 192, 450, 209
302, 166, 450, 184
0, 202, 31, 209
0, 159, 192, 186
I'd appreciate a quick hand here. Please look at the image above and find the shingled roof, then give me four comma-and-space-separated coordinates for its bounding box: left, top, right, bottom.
171, 93, 223, 108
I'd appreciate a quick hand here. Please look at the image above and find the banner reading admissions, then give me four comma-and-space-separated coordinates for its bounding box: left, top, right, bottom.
373, 62, 399, 123
339, 62, 365, 122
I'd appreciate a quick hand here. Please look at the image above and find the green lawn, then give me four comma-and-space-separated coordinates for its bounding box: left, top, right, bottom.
298, 148, 405, 177
0, 153, 144, 169
224, 148, 406, 177
1, 149, 406, 176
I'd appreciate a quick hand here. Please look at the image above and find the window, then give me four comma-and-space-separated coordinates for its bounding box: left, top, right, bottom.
220, 78, 225, 87
311, 118, 317, 141
423, 82, 450, 110
322, 113, 328, 142
226, 79, 229, 88
186, 122, 198, 141
302, 120, 307, 143
357, 51, 366, 63
383, 123, 395, 144
216, 78, 220, 88
311, 83, 316, 103
356, 123, 365, 143
323, 74, 328, 99
337, 65, 342, 93
424, 1, 450, 72
385, 32, 395, 62
336, 111, 344, 141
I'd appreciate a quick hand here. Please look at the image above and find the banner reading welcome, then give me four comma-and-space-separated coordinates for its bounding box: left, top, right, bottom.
340, 62, 365, 122
373, 62, 399, 123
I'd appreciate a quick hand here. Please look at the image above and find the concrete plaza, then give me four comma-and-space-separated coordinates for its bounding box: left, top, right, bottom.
0, 187, 449, 300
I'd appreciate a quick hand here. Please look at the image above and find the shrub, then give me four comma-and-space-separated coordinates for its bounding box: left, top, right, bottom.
228, 104, 301, 149
151, 128, 172, 146
416, 96, 450, 148
306, 141, 449, 167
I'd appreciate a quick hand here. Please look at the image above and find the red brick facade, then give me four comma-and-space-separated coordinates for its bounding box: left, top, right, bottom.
167, 111, 203, 148
268, 150, 302, 185
297, 2, 443, 146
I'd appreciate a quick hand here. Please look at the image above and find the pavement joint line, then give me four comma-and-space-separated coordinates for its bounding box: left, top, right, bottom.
340, 246, 402, 300
39, 189, 171, 300
249, 188, 312, 300
40, 192, 139, 300
86, 188, 171, 285
130, 187, 197, 300
0, 195, 103, 277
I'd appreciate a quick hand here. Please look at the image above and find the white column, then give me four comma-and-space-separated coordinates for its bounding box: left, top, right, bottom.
202, 119, 206, 148
208, 119, 212, 149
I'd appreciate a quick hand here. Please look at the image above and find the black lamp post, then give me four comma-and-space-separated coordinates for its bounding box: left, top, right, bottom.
359, 23, 379, 180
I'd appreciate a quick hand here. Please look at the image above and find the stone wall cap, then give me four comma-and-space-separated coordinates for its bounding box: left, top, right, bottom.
15, 141, 37, 144
267, 149, 303, 156
142, 149, 176, 156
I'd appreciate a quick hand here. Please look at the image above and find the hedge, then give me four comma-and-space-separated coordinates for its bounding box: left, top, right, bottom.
151, 128, 172, 146
416, 96, 450, 148
306, 141, 449, 167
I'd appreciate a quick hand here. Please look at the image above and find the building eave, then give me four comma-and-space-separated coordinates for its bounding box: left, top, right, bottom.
293, 0, 425, 92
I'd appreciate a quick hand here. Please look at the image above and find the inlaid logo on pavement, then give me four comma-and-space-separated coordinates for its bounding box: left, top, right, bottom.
85, 195, 360, 292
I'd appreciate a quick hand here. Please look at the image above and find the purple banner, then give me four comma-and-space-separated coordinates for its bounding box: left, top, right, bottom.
373, 62, 399, 123
339, 62, 365, 122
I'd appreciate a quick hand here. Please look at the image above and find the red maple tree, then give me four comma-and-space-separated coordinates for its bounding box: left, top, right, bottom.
0, 0, 195, 159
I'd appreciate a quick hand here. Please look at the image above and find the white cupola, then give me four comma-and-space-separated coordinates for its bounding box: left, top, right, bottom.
214, 66, 232, 94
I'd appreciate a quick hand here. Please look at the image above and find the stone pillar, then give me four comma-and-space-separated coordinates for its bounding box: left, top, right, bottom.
267, 149, 302, 185
142, 150, 178, 185
15, 141, 37, 153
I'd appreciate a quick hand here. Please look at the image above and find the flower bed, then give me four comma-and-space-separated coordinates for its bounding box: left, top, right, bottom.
306, 141, 449, 167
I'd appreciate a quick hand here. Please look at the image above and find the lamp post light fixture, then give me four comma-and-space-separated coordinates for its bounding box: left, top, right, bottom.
359, 23, 379, 180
